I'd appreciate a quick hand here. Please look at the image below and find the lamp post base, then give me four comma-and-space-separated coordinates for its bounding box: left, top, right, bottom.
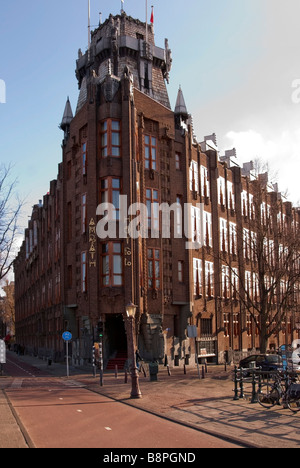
130, 368, 142, 399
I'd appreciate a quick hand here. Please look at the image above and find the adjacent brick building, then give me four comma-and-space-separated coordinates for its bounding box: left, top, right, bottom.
14, 12, 300, 366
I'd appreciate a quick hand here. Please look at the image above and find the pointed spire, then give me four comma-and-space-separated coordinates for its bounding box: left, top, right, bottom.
174, 86, 188, 118
60, 97, 73, 131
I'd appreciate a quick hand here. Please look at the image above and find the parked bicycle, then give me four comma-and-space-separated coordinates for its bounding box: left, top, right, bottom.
258, 370, 300, 413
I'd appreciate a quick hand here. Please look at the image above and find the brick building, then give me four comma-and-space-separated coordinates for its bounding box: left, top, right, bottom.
14, 12, 300, 366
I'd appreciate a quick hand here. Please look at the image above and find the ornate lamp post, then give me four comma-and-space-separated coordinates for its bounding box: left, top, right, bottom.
126, 302, 142, 399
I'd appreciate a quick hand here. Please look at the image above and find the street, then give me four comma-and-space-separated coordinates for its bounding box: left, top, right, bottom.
0, 352, 241, 449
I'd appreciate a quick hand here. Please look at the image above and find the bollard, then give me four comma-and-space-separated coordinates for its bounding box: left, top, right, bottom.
258, 369, 262, 395
233, 366, 239, 401
115, 364, 118, 379
239, 368, 244, 399
251, 370, 258, 404
124, 369, 128, 384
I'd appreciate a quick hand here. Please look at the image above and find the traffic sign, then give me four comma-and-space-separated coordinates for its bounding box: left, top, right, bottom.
0, 339, 6, 364
62, 331, 72, 341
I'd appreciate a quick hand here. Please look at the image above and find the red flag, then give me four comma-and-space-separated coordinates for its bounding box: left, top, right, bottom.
150, 6, 154, 24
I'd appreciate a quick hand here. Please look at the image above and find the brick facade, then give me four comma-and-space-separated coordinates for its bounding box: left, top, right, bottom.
14, 12, 300, 367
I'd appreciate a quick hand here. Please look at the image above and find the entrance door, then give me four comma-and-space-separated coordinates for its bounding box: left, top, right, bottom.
105, 314, 127, 356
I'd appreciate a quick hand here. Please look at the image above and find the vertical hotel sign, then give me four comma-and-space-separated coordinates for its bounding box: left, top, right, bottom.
89, 218, 97, 267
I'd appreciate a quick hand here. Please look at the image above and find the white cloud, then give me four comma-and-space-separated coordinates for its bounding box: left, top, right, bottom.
224, 128, 300, 205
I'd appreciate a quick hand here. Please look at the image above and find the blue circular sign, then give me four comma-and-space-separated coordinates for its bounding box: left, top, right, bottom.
62, 331, 72, 341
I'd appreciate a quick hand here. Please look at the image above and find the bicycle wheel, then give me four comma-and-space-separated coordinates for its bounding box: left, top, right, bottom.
286, 396, 300, 413
258, 384, 280, 409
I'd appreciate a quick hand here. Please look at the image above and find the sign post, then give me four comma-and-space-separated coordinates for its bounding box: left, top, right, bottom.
0, 339, 6, 376
62, 332, 72, 378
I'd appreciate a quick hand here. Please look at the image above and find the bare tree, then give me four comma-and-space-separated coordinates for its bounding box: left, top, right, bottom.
0, 164, 24, 282
223, 176, 300, 354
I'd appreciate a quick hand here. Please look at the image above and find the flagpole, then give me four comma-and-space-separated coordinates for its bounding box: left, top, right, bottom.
145, 0, 148, 45
88, 0, 91, 61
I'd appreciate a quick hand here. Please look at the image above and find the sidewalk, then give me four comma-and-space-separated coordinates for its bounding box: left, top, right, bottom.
0, 388, 28, 448
2, 352, 300, 448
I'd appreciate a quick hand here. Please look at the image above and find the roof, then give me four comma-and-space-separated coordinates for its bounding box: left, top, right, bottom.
174, 86, 188, 117
60, 97, 73, 129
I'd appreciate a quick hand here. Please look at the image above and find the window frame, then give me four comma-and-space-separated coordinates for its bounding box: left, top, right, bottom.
100, 119, 121, 158
82, 251, 87, 293
148, 248, 161, 290
101, 241, 123, 287
144, 135, 158, 170
146, 188, 159, 231
82, 142, 87, 175
193, 258, 202, 296
100, 177, 121, 220
82, 193, 87, 234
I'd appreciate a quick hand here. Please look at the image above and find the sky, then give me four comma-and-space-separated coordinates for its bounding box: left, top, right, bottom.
1, 0, 300, 237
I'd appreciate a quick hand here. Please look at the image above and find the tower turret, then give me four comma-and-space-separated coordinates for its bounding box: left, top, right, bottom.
75, 12, 172, 111
60, 97, 73, 141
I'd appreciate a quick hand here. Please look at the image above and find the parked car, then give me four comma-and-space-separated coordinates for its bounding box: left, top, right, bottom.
239, 354, 283, 373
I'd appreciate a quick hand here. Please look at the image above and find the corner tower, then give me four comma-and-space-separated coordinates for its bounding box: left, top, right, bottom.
59, 11, 177, 367
75, 12, 172, 112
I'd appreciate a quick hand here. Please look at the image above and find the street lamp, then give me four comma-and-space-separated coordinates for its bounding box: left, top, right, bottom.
126, 302, 142, 399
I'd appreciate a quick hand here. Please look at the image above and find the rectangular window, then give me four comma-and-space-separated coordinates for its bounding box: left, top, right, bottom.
233, 314, 240, 337
229, 222, 237, 255
241, 190, 248, 217
101, 119, 121, 158
189, 160, 199, 192
82, 193, 87, 233
243, 228, 250, 259
200, 165, 210, 198
146, 188, 159, 230
193, 258, 202, 296
204, 211, 212, 247
175, 153, 181, 170
201, 318, 213, 337
82, 142, 87, 175
191, 206, 202, 245
100, 177, 121, 220
227, 181, 234, 209
82, 251, 87, 292
101, 242, 123, 287
222, 265, 230, 299
205, 261, 214, 297
178, 260, 184, 283
220, 218, 228, 252
218, 177, 225, 205
148, 248, 160, 290
247, 314, 253, 336
245, 270, 252, 298
145, 135, 157, 170
232, 268, 239, 300
224, 313, 230, 337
